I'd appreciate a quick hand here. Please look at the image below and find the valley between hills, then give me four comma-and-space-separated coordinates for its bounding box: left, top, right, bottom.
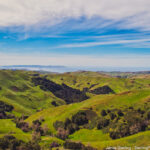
0, 70, 150, 149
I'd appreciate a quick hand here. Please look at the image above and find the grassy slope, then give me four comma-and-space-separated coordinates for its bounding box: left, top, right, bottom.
28, 89, 150, 122
69, 129, 150, 149
47, 71, 150, 93
0, 70, 65, 116
1, 70, 150, 149
1, 70, 150, 116
26, 88, 150, 149
26, 88, 150, 126
0, 119, 31, 142
0, 119, 63, 148
40, 136, 64, 149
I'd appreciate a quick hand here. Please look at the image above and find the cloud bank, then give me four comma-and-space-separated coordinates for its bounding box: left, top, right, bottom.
0, 0, 150, 31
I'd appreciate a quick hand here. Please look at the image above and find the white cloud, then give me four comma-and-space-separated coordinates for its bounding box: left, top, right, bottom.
58, 38, 150, 48
0, 0, 150, 30
0, 52, 150, 68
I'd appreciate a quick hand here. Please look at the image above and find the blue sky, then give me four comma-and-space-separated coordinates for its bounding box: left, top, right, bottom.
0, 0, 150, 69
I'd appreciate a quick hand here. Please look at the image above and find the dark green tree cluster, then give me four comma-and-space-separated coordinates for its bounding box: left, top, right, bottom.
54, 111, 91, 139
97, 105, 150, 139
0, 101, 14, 119
0, 135, 40, 150
32, 77, 89, 104
64, 140, 97, 150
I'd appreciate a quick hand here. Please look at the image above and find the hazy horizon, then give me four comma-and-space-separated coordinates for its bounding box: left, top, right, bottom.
1, 65, 150, 73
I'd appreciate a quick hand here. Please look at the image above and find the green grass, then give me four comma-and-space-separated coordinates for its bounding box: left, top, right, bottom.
69, 129, 111, 142
40, 136, 64, 149
0, 119, 31, 142
0, 70, 65, 116
25, 88, 150, 149
1, 70, 150, 149
68, 129, 150, 149
1, 70, 150, 116
26, 88, 150, 132
47, 71, 150, 93
88, 131, 150, 149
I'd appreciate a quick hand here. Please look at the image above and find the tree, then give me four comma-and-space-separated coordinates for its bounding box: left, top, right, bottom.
32, 132, 41, 143
56, 128, 69, 140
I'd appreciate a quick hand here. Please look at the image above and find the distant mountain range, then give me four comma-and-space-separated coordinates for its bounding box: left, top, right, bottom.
0, 65, 150, 73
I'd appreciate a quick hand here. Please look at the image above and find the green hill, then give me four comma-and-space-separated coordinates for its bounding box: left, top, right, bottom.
26, 88, 150, 130
0, 70, 65, 116
47, 71, 150, 93
0, 70, 150, 149
26, 88, 150, 149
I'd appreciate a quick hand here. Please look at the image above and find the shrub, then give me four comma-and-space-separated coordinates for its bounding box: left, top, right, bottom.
56, 128, 69, 140
84, 145, 97, 150
66, 123, 79, 134
137, 108, 145, 114
0, 101, 14, 119
101, 110, 107, 116
20, 114, 29, 120
16, 121, 30, 132
147, 111, 150, 120
32, 131, 41, 142
117, 110, 124, 116
32, 119, 41, 126
97, 118, 110, 129
0, 101, 14, 112
108, 107, 150, 139
72, 112, 88, 126
0, 135, 23, 150
64, 141, 97, 150
50, 141, 60, 148
25, 141, 41, 150
64, 141, 83, 150
107, 109, 111, 113
0, 135, 41, 150
129, 123, 141, 135
109, 113, 117, 120
51, 101, 59, 107
32, 125, 44, 135
129, 106, 133, 110
110, 124, 130, 139
64, 118, 72, 128
0, 112, 6, 119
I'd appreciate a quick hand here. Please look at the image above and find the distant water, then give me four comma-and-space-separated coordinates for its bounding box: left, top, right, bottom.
0, 65, 77, 73
0, 65, 150, 73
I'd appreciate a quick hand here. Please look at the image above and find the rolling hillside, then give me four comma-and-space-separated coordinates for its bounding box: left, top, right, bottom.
25, 88, 150, 149
0, 70, 68, 116
0, 70, 150, 149
47, 71, 150, 93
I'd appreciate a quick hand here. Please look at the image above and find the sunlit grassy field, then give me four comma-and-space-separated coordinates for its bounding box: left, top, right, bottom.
1, 70, 150, 149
